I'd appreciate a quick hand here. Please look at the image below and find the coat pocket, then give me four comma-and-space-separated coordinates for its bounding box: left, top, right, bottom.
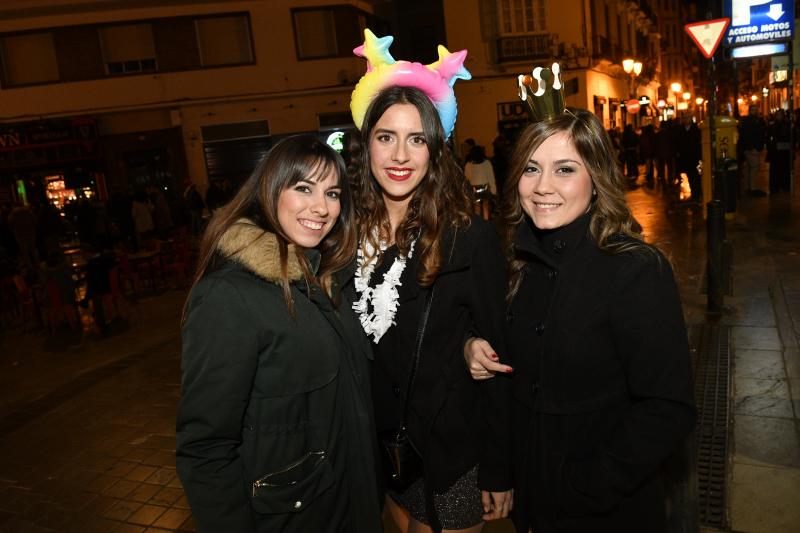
250, 450, 334, 514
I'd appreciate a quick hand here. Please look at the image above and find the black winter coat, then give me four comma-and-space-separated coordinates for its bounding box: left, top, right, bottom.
176, 221, 382, 533
507, 214, 695, 533
369, 216, 513, 492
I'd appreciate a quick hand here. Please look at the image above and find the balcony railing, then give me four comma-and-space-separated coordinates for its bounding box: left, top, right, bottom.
496, 34, 553, 62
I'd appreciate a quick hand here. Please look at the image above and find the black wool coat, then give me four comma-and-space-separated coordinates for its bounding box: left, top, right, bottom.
507, 214, 696, 533
369, 216, 513, 492
176, 221, 382, 533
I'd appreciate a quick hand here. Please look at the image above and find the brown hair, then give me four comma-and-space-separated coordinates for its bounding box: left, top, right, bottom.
348, 86, 472, 285
502, 108, 652, 302
186, 134, 356, 317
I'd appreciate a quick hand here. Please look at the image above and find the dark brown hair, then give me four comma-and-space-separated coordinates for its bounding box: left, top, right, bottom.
187, 134, 356, 316
348, 86, 472, 285
502, 108, 652, 302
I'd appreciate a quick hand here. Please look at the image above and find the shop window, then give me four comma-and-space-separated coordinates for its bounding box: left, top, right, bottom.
293, 9, 338, 58
99, 23, 157, 75
0, 32, 59, 86
497, 0, 545, 34
196, 15, 253, 66
292, 6, 365, 60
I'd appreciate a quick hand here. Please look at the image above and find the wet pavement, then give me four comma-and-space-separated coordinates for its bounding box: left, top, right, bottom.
1, 161, 799, 532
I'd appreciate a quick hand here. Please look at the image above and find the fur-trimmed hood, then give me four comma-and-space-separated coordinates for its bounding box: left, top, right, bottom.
216, 219, 305, 282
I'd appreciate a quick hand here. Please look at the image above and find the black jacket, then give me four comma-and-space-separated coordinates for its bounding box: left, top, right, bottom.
369, 216, 513, 492
507, 214, 695, 533
176, 220, 382, 533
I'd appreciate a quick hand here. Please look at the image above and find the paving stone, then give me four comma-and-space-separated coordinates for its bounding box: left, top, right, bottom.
151, 508, 191, 529
127, 483, 160, 504
733, 326, 783, 351
125, 466, 157, 483
734, 349, 787, 380
730, 462, 800, 533
148, 487, 182, 507
126, 504, 167, 526
733, 377, 794, 418
100, 499, 140, 522
145, 468, 176, 487
104, 479, 139, 499
734, 414, 800, 468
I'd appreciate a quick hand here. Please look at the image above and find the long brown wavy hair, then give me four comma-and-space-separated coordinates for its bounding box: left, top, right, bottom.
502, 108, 652, 302
185, 134, 356, 318
348, 86, 472, 286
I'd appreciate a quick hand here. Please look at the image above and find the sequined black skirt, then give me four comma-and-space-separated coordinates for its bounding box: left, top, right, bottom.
388, 464, 483, 529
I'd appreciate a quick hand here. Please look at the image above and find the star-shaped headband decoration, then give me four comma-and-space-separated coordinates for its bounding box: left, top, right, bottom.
350, 29, 471, 138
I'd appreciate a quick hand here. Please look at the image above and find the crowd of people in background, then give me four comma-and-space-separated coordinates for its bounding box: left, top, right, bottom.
0, 176, 232, 333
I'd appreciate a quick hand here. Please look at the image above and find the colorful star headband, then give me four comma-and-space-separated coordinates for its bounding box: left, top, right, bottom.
350, 29, 471, 139
517, 63, 566, 122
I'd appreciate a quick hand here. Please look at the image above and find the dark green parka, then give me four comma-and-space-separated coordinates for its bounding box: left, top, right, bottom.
176, 220, 382, 532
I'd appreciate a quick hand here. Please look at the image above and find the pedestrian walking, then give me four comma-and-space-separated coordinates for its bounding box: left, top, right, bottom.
182, 181, 205, 236
655, 119, 677, 188
739, 105, 767, 196
176, 134, 382, 532
767, 109, 791, 194
639, 123, 656, 186
8, 202, 38, 269
675, 115, 702, 203
348, 30, 512, 533
464, 145, 497, 219
621, 124, 640, 182
130, 190, 154, 250
466, 108, 696, 533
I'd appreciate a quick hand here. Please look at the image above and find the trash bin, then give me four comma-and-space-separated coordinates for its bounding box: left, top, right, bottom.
700, 116, 738, 217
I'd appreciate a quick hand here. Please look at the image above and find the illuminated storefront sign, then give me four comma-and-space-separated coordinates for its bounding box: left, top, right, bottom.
725, 0, 794, 45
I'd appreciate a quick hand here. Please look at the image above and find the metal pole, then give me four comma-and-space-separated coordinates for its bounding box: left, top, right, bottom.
710, 55, 718, 199
707, 199, 725, 313
789, 39, 795, 195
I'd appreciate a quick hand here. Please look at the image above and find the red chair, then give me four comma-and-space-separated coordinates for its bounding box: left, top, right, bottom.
162, 238, 192, 287
12, 275, 43, 329
43, 280, 78, 332
117, 253, 140, 294
102, 266, 128, 320
0, 276, 21, 325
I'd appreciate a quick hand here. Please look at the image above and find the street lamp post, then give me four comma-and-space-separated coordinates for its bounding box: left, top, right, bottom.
623, 58, 643, 124
670, 82, 682, 117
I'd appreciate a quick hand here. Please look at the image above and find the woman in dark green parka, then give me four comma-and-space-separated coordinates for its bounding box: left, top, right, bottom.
176, 135, 382, 532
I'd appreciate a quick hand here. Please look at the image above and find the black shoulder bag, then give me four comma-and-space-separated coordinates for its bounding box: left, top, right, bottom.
378, 285, 435, 492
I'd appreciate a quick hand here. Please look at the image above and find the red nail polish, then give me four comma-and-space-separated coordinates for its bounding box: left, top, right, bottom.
505, 367, 514, 373
490, 353, 498, 360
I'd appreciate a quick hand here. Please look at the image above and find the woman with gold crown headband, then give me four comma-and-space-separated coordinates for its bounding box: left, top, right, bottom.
465, 66, 696, 532
348, 30, 513, 533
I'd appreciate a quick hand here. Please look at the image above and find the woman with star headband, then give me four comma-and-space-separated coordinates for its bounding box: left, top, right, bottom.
465, 73, 695, 531
348, 30, 513, 533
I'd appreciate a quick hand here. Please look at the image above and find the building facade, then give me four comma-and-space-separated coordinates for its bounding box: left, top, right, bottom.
442, 0, 707, 152
0, 0, 387, 201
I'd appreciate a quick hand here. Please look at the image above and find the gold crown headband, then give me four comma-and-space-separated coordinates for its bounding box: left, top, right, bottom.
517, 63, 566, 122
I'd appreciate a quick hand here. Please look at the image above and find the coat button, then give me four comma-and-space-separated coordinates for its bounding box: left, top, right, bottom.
392, 383, 401, 396
294, 500, 302, 509
532, 382, 540, 395
553, 239, 567, 253
548, 269, 557, 280
535, 321, 545, 335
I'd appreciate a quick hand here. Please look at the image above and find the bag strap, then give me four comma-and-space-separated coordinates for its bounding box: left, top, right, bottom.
399, 284, 435, 429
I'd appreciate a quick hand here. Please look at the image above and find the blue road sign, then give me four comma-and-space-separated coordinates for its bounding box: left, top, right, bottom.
724, 0, 794, 45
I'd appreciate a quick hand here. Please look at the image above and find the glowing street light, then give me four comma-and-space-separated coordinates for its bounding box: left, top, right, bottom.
622, 58, 644, 124
670, 82, 682, 114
